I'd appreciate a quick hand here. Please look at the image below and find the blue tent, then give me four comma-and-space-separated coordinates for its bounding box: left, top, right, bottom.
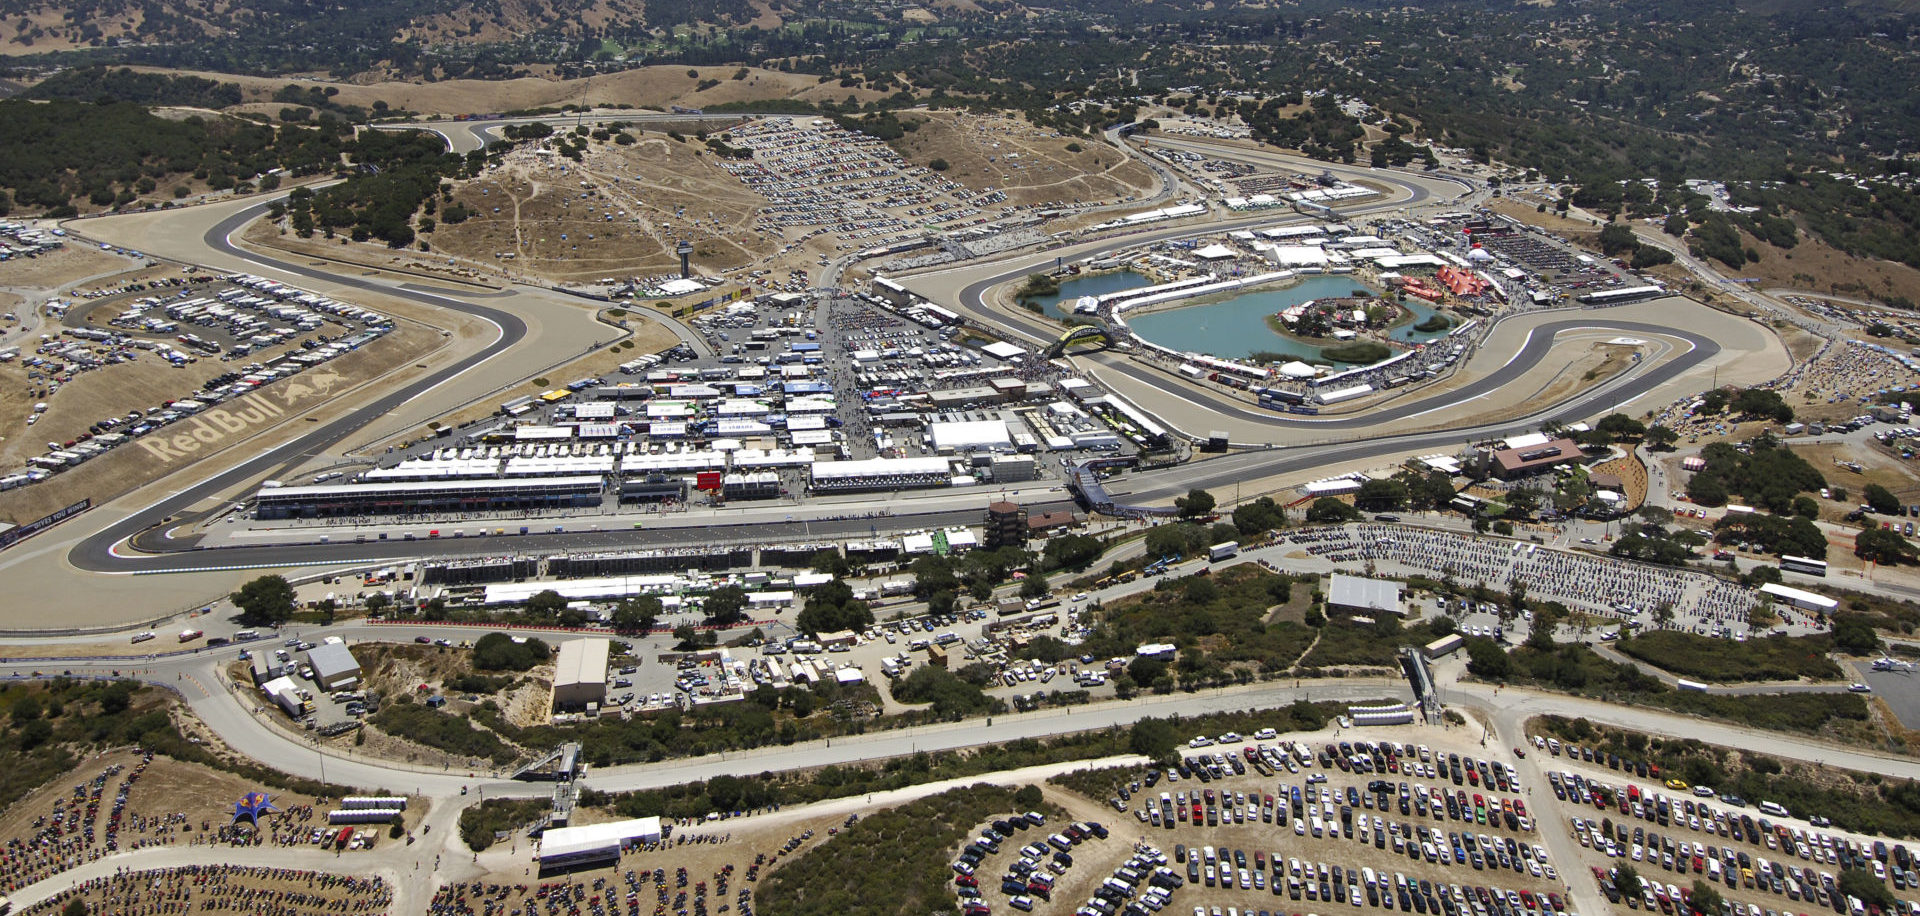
232, 791, 280, 827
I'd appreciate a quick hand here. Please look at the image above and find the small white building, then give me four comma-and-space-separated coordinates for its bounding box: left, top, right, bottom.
538, 817, 663, 869
1327, 573, 1405, 616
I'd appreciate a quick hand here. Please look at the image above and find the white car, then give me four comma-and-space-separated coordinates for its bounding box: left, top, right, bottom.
1072, 592, 1089, 602
1849, 683, 1872, 693
1189, 736, 1214, 748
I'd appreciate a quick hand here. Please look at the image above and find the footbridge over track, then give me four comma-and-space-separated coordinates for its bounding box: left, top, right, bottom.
1046, 325, 1113, 359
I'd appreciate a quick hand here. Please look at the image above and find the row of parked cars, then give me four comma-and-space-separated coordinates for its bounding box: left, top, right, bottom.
1177, 840, 1568, 916
955, 812, 1120, 915
1177, 736, 1522, 799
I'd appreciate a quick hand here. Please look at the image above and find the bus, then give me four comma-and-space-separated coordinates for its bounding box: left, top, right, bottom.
1780, 555, 1828, 578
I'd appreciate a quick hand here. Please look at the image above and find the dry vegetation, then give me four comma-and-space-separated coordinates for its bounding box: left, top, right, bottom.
63, 66, 886, 119
891, 111, 1158, 209
431, 135, 776, 282
0, 318, 441, 525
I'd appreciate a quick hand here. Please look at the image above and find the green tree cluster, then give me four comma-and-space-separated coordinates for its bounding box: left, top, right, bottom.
471, 633, 551, 671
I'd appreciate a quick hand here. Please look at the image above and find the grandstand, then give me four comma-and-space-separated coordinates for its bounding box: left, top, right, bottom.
808, 457, 953, 493
254, 476, 605, 519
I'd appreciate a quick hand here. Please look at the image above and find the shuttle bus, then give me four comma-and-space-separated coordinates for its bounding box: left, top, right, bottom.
1780, 555, 1828, 578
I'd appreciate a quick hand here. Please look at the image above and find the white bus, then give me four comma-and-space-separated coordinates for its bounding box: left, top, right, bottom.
1779, 555, 1828, 578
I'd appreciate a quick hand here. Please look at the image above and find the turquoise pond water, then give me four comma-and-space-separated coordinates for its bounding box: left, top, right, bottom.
1045, 271, 1451, 361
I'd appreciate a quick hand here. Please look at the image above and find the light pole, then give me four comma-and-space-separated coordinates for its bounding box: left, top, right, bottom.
314, 734, 328, 798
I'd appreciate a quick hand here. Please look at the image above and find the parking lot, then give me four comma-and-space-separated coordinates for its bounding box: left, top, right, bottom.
1531, 732, 1920, 916
951, 726, 1579, 916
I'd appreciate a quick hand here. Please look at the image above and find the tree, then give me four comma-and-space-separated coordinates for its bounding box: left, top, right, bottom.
703, 585, 748, 625
808, 548, 851, 578
1857, 527, 1918, 565
1596, 413, 1646, 440
472, 633, 550, 671
1305, 498, 1363, 523
1043, 533, 1103, 571
1128, 654, 1168, 690
1831, 617, 1881, 655
611, 596, 662, 634
1645, 425, 1679, 450
671, 625, 713, 651
524, 589, 567, 618
1232, 496, 1288, 535
1396, 469, 1457, 511
1614, 864, 1643, 900
1598, 222, 1638, 256
1685, 880, 1722, 915
1686, 473, 1730, 507
232, 574, 296, 626
1863, 483, 1902, 515
1019, 573, 1051, 600
1144, 522, 1207, 559
364, 593, 391, 615
1731, 387, 1793, 423
1355, 478, 1409, 511
1506, 486, 1541, 517
1013, 784, 1043, 808
1839, 868, 1896, 910
63, 898, 88, 916
1018, 273, 1059, 299
1129, 716, 1179, 761
927, 590, 958, 617
1465, 638, 1512, 679
909, 555, 959, 599
1175, 488, 1216, 517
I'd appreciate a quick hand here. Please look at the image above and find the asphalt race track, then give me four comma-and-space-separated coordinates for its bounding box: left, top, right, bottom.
66, 202, 532, 571
952, 257, 1713, 431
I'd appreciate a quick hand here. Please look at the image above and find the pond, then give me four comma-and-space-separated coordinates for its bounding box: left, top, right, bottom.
1117, 274, 1453, 362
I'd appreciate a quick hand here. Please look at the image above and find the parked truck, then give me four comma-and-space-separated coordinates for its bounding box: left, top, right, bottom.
1208, 541, 1240, 562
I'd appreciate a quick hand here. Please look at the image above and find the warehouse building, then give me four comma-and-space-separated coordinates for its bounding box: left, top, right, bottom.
305, 639, 364, 691
552, 638, 611, 711
254, 476, 605, 519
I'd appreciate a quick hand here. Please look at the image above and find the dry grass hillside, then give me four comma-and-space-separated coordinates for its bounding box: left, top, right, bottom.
62, 65, 884, 118
891, 110, 1158, 208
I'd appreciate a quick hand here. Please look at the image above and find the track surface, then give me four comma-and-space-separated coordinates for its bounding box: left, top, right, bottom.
67, 202, 530, 570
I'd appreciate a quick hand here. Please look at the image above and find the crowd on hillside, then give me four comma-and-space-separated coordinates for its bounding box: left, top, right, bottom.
22, 864, 390, 916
